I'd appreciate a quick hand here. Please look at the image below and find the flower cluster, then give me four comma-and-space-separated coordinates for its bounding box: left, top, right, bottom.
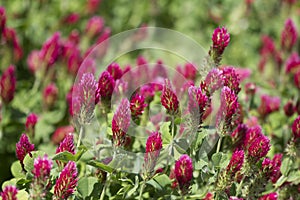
262, 154, 282, 183
0, 185, 18, 200
174, 154, 193, 194
209, 27, 230, 65
25, 113, 38, 137
16, 133, 35, 170
0, 65, 16, 104
161, 79, 179, 115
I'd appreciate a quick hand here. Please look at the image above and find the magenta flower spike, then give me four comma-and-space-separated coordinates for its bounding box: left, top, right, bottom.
188, 85, 209, 127
96, 70, 115, 105
112, 98, 131, 147
243, 125, 263, 149
32, 155, 53, 184
262, 154, 282, 183
43, 83, 58, 109
174, 154, 193, 194
216, 86, 239, 134
54, 161, 78, 200
231, 123, 248, 147
1, 185, 18, 200
292, 115, 300, 139
27, 50, 42, 74
130, 94, 147, 119
258, 95, 280, 119
205, 68, 223, 95
281, 18, 298, 52
25, 113, 38, 137
259, 192, 278, 200
226, 150, 244, 178
143, 131, 163, 175
56, 133, 75, 167
0, 6, 6, 32
107, 62, 123, 80
210, 27, 230, 65
39, 32, 61, 67
283, 100, 295, 117
16, 133, 35, 170
285, 52, 300, 74
161, 79, 179, 115
221, 67, 241, 95
294, 71, 300, 89
85, 16, 104, 38
0, 65, 16, 104
247, 135, 270, 162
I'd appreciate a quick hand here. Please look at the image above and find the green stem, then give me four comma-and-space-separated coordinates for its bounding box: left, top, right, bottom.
77, 126, 83, 148
0, 103, 5, 140
171, 115, 175, 138
138, 181, 146, 200
99, 180, 108, 200
216, 136, 223, 154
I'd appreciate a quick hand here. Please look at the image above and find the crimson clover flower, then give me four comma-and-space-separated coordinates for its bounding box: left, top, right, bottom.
130, 94, 147, 120
161, 79, 179, 115
262, 153, 282, 183
96, 70, 115, 106
285, 52, 300, 74
16, 133, 35, 170
284, 100, 295, 117
0, 6, 6, 32
205, 68, 223, 95
25, 113, 38, 137
294, 71, 300, 89
259, 192, 278, 200
243, 125, 263, 149
209, 27, 230, 65
258, 95, 280, 119
231, 123, 248, 147
292, 115, 300, 139
0, 65, 16, 104
281, 18, 298, 52
2, 28, 23, 61
143, 131, 162, 175
0, 185, 18, 200
188, 85, 209, 129
39, 32, 61, 67
56, 133, 75, 167
247, 135, 270, 163
51, 125, 74, 145
27, 50, 42, 74
221, 67, 241, 95
107, 62, 123, 80
174, 154, 193, 194
226, 150, 244, 178
43, 83, 58, 109
112, 98, 131, 147
54, 161, 78, 200
85, 16, 104, 38
216, 86, 239, 134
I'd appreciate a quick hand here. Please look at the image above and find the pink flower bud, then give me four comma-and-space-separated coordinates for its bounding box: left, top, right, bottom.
281, 18, 298, 52
51, 125, 74, 145
43, 83, 58, 109
205, 68, 223, 94
130, 94, 147, 118
139, 84, 155, 102
258, 95, 280, 118
143, 131, 162, 174
16, 133, 35, 169
25, 113, 38, 137
248, 135, 270, 162
85, 16, 104, 38
68, 29, 80, 45
39, 32, 61, 67
54, 161, 78, 199
86, 0, 101, 14
260, 35, 276, 55
107, 62, 123, 80
0, 65, 16, 104
32, 155, 52, 183
212, 27, 230, 53
0, 7, 6, 32
292, 115, 300, 139
62, 13, 80, 24
161, 79, 179, 115
188, 85, 209, 126
27, 50, 42, 73
294, 71, 300, 89
284, 100, 295, 117
285, 52, 300, 74
174, 154, 193, 194
56, 133, 75, 155
112, 99, 131, 147
1, 185, 18, 200
262, 154, 282, 183
96, 71, 115, 103
226, 150, 244, 177
244, 125, 263, 149
221, 67, 241, 95
259, 192, 278, 200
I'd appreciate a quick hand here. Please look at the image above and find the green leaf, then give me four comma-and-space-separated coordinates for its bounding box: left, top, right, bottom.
86, 160, 114, 173
280, 157, 292, 176
160, 122, 172, 145
146, 179, 162, 190
16, 189, 29, 200
287, 170, 300, 184
212, 152, 228, 168
154, 174, 171, 187
11, 161, 25, 179
23, 151, 46, 172
52, 151, 76, 162
77, 177, 98, 198
126, 176, 139, 197
275, 175, 288, 188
